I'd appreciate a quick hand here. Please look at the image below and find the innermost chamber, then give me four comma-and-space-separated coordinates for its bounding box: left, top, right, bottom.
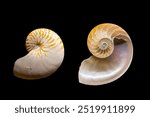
100, 42, 108, 50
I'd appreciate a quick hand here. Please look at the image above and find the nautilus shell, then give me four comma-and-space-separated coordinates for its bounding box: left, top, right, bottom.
13, 28, 64, 80
79, 23, 133, 85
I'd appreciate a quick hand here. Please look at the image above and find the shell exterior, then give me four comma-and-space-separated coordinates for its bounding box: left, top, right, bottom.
79, 23, 133, 85
13, 28, 64, 80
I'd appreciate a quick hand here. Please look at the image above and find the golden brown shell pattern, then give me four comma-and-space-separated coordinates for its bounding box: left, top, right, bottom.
13, 28, 64, 80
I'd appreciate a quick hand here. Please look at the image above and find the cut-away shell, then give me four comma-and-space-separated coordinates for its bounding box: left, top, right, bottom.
79, 23, 133, 85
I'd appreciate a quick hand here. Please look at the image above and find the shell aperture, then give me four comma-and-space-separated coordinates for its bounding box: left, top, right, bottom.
79, 23, 133, 85
13, 28, 64, 80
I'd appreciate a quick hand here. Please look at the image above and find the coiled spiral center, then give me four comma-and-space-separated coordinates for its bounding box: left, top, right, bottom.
96, 38, 114, 58
100, 42, 108, 50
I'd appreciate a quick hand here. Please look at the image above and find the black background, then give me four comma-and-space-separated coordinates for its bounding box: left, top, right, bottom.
1, 1, 149, 99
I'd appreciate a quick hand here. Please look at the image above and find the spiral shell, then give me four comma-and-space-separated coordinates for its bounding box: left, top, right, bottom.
79, 23, 133, 85
13, 28, 64, 80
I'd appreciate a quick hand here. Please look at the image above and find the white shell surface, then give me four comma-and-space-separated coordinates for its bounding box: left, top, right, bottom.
79, 23, 133, 85
14, 28, 64, 80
